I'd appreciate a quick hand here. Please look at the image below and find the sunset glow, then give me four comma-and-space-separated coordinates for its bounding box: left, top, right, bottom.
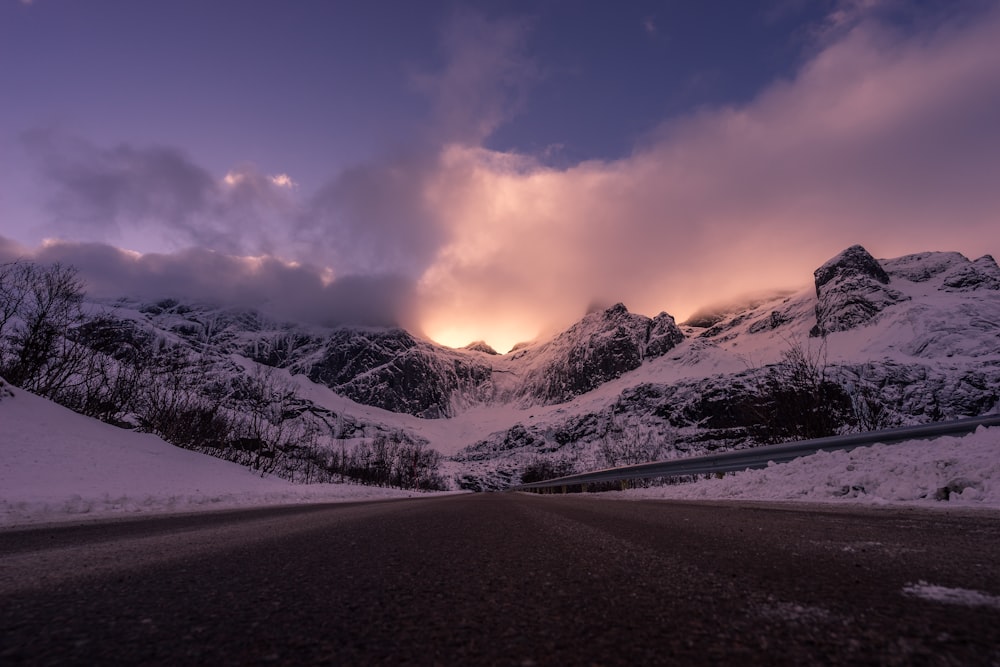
420, 320, 539, 355
1, 2, 998, 349
269, 173, 295, 189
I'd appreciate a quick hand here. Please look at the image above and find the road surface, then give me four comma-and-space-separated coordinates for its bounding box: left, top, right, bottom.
2, 494, 999, 665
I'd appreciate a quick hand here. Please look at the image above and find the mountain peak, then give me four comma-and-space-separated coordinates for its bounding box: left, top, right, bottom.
811, 245, 907, 337
464, 341, 499, 355
814, 244, 889, 292
604, 302, 629, 315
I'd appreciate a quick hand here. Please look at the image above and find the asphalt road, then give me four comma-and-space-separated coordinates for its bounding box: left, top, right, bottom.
2, 494, 999, 666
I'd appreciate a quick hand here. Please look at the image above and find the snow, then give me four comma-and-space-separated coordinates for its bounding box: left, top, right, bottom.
0, 381, 449, 529
83, 249, 1000, 473
611, 426, 1000, 507
3, 371, 999, 531
902, 582, 1000, 610
2, 248, 999, 523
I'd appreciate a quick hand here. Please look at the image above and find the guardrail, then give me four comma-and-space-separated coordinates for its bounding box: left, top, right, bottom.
513, 414, 1000, 492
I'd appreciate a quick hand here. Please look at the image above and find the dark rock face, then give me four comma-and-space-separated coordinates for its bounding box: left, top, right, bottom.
646, 312, 686, 357
514, 304, 685, 405
942, 255, 1000, 292
882, 251, 1000, 292
464, 341, 499, 355
453, 423, 543, 463
294, 329, 494, 418
811, 245, 909, 336
748, 311, 791, 334
814, 244, 891, 289
455, 357, 1000, 488
303, 329, 419, 388
883, 251, 967, 283
247, 331, 320, 368
332, 346, 494, 418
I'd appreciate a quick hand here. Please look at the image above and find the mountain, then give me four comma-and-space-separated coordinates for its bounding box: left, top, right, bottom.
110, 296, 684, 419
493, 304, 684, 406
13, 244, 999, 490
448, 245, 1000, 488
810, 244, 910, 336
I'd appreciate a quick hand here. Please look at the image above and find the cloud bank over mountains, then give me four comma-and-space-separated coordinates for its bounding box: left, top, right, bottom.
8, 2, 1000, 351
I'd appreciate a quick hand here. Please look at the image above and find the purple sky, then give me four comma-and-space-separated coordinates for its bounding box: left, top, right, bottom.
2, 0, 999, 351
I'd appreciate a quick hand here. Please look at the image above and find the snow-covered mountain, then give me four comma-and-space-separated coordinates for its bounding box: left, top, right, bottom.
42, 245, 1000, 489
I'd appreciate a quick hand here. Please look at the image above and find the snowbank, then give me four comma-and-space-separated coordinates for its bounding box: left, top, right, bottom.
0, 382, 446, 528
613, 426, 1000, 507
3, 373, 998, 529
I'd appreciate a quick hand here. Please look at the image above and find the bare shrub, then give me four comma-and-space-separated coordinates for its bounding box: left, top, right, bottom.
520, 457, 576, 484
739, 337, 854, 444
0, 261, 89, 398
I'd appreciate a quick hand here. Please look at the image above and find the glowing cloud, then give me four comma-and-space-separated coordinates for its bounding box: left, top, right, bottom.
223, 171, 245, 186
411, 6, 1000, 348
269, 173, 296, 189
12, 5, 1000, 352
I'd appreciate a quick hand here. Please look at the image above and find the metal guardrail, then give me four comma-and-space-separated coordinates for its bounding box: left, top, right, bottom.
513, 414, 1000, 491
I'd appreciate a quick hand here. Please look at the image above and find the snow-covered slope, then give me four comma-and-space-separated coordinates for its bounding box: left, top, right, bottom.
17, 244, 998, 491
613, 426, 1000, 507
445, 246, 1000, 488
92, 245, 998, 421
3, 375, 998, 527
0, 377, 436, 527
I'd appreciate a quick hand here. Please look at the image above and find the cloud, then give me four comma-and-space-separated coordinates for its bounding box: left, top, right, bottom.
0, 237, 415, 329
14, 6, 1000, 352
269, 173, 296, 189
22, 131, 300, 259
410, 10, 539, 144
300, 152, 446, 277
822, 0, 893, 33
412, 3, 1000, 349
23, 130, 214, 233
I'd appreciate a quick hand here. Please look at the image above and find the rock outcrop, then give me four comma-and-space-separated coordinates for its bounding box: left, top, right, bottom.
293, 329, 494, 418
511, 304, 685, 405
810, 244, 909, 336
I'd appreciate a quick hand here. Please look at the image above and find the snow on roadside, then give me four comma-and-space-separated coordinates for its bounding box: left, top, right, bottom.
0, 380, 449, 529
902, 582, 1000, 610
3, 370, 999, 528
612, 426, 1000, 508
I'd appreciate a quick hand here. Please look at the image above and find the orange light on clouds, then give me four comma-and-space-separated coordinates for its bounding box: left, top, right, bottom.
222, 171, 245, 186
269, 173, 296, 189
409, 139, 836, 351
420, 318, 538, 354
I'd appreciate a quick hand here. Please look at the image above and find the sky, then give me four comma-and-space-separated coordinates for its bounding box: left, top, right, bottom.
2, 0, 999, 352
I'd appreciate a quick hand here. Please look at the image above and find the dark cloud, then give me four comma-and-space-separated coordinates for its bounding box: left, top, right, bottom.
301, 152, 445, 277
21, 130, 299, 259
18, 11, 539, 283
23, 129, 212, 233
2, 237, 415, 329
0, 235, 28, 261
